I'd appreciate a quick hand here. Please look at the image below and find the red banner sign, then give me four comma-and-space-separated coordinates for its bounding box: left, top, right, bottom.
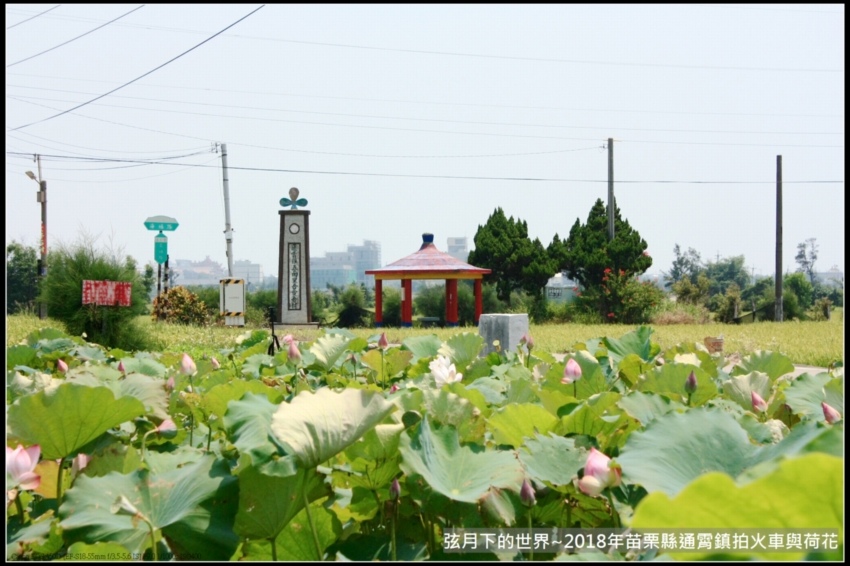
82, 280, 132, 307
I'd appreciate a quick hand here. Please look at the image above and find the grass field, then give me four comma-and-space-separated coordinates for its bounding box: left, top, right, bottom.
6, 309, 844, 368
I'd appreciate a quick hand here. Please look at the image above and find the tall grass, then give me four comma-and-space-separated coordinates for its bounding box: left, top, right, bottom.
6, 308, 844, 367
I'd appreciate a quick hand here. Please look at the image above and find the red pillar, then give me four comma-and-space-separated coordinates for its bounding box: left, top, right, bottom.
374, 279, 383, 327
446, 279, 458, 326
474, 279, 483, 325
402, 279, 413, 327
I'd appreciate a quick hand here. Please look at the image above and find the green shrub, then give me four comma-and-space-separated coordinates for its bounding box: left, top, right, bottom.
40, 237, 152, 350
650, 299, 712, 325
381, 287, 403, 327
151, 286, 211, 326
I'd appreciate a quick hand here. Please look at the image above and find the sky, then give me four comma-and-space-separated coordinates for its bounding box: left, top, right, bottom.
5, 4, 845, 285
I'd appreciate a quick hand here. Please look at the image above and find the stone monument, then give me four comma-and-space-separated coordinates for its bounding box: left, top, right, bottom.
277, 188, 318, 326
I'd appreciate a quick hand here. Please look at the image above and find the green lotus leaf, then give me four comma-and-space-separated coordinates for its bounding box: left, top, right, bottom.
242, 500, 341, 561
26, 327, 71, 346
271, 388, 396, 468
603, 325, 658, 364
6, 345, 37, 371
618, 408, 842, 497
224, 393, 298, 477
71, 345, 107, 362
117, 356, 168, 378
630, 453, 843, 561
722, 371, 772, 412
420, 388, 478, 431
731, 350, 795, 380
7, 382, 146, 460
438, 332, 484, 373
518, 433, 588, 487
241, 353, 275, 378
202, 380, 282, 426
487, 403, 559, 448
113, 373, 170, 420
234, 465, 327, 540
559, 392, 624, 439
59, 454, 239, 561
617, 390, 684, 426
361, 348, 413, 382
640, 364, 718, 406
401, 334, 443, 361
479, 486, 518, 526
782, 373, 843, 421
399, 416, 523, 503
617, 353, 655, 387
308, 333, 350, 371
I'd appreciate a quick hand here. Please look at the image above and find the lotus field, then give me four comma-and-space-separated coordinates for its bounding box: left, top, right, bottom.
5, 324, 844, 561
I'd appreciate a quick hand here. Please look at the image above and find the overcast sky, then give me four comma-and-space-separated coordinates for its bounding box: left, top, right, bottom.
5, 4, 845, 284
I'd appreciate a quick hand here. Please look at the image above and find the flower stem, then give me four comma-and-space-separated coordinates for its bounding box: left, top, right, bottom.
302, 489, 323, 560
14, 493, 26, 521
56, 456, 66, 504
605, 489, 620, 529
687, 392, 693, 407
390, 507, 398, 561
527, 512, 534, 561
207, 425, 212, 452
144, 519, 159, 562
270, 534, 278, 561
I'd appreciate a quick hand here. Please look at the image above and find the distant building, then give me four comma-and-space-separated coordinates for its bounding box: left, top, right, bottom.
446, 237, 469, 262
814, 266, 844, 288
545, 272, 580, 303
172, 256, 227, 287
310, 240, 381, 290
233, 260, 263, 289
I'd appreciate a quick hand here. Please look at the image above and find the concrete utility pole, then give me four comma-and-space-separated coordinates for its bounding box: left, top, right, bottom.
220, 143, 234, 277
607, 138, 615, 240
25, 154, 48, 319
775, 155, 783, 321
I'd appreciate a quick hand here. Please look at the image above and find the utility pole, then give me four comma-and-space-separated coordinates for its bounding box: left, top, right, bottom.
775, 155, 783, 321
25, 154, 48, 319
607, 138, 615, 240
220, 143, 234, 276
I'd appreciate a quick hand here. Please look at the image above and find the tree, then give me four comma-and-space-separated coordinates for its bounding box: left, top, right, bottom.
795, 238, 818, 286
468, 208, 556, 304
663, 244, 703, 288
6, 241, 38, 314
549, 199, 652, 318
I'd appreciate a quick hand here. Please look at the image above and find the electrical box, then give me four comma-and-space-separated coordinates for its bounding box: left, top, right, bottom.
219, 279, 245, 327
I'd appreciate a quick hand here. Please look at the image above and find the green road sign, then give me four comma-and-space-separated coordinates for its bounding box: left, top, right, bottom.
145, 215, 179, 231
154, 232, 168, 264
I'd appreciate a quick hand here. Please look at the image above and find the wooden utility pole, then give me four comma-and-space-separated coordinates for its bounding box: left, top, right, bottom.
775, 155, 783, 321
607, 138, 614, 240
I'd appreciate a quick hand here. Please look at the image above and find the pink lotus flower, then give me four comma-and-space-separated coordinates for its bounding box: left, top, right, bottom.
288, 339, 301, 361
117, 361, 126, 374
577, 447, 621, 497
520, 333, 534, 350
390, 478, 401, 501
211, 357, 220, 370
6, 445, 41, 497
156, 418, 178, 434
181, 353, 196, 376
378, 332, 389, 350
57, 359, 69, 373
561, 358, 582, 385
389, 384, 400, 394
822, 402, 841, 424
282, 334, 294, 345
71, 453, 90, 476
751, 391, 769, 414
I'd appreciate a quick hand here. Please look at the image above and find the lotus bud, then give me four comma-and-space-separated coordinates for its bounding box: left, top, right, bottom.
378, 332, 389, 350
684, 371, 698, 395
822, 402, 841, 424
57, 359, 69, 373
390, 478, 401, 501
520, 333, 534, 350
211, 357, 220, 370
165, 376, 175, 392
561, 358, 582, 385
288, 339, 301, 361
117, 361, 126, 374
520, 478, 536, 507
577, 447, 621, 497
155, 418, 178, 435
751, 391, 768, 414
181, 353, 196, 376
389, 384, 399, 394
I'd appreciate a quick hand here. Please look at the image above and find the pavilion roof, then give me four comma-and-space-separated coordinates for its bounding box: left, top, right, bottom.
365, 234, 491, 279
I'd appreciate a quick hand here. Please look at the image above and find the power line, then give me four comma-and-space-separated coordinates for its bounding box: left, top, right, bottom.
6, 151, 844, 184
6, 4, 61, 30
8, 4, 265, 132
7, 5, 146, 68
